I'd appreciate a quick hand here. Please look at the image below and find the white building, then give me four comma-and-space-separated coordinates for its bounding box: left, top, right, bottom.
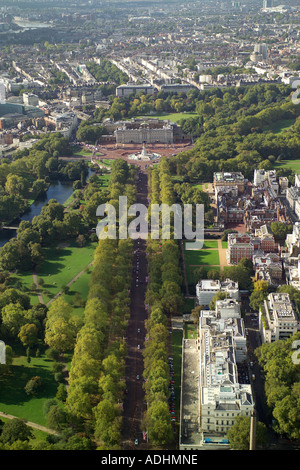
253, 169, 278, 193
259, 292, 300, 343
286, 186, 300, 213
196, 279, 240, 307
215, 298, 241, 319
114, 121, 173, 145
286, 222, 300, 256
198, 309, 253, 448
284, 255, 300, 291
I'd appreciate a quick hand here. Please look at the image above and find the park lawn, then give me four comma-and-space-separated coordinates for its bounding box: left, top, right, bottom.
35, 242, 96, 304
9, 271, 39, 305
145, 112, 197, 123
63, 192, 76, 208
64, 266, 93, 317
30, 428, 50, 442
222, 241, 228, 249
192, 182, 209, 190
264, 118, 295, 134
0, 355, 57, 426
184, 248, 220, 266
71, 146, 93, 156
202, 240, 218, 249
274, 159, 300, 174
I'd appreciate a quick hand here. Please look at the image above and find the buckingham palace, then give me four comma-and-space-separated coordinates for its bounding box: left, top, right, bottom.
114, 121, 174, 145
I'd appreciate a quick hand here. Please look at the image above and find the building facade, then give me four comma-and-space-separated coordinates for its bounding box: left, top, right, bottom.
214, 172, 245, 194
116, 82, 155, 97
198, 307, 253, 448
259, 293, 300, 343
196, 279, 240, 307
227, 233, 254, 265
114, 122, 173, 144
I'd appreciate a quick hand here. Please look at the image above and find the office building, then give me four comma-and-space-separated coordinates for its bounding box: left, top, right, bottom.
116, 82, 155, 97
259, 293, 300, 343
196, 279, 240, 307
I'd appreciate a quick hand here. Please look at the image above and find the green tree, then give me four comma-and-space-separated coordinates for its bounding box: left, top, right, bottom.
0, 419, 33, 444
1, 302, 26, 337
46, 404, 67, 431
24, 376, 43, 396
144, 399, 174, 446
227, 416, 268, 450
18, 323, 39, 348
249, 290, 268, 311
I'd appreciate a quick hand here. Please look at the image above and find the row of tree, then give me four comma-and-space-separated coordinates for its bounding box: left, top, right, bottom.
255, 332, 300, 441
141, 160, 184, 446
65, 160, 136, 448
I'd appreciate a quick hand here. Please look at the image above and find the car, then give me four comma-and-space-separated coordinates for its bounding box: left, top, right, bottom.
138, 328, 140, 333
135, 438, 138, 445
137, 344, 140, 349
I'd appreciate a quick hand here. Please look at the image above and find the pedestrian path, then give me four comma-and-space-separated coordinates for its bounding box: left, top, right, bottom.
0, 411, 60, 435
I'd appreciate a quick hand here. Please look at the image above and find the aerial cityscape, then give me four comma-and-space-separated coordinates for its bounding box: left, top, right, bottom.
0, 0, 299, 455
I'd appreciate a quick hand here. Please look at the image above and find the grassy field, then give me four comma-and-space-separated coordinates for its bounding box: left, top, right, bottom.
33, 242, 96, 305
0, 354, 57, 426
71, 146, 93, 157
274, 159, 300, 174
145, 112, 197, 123
184, 249, 220, 266
192, 183, 209, 191
184, 239, 222, 287
264, 118, 295, 134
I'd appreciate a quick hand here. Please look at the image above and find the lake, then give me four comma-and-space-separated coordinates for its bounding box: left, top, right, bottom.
0, 170, 92, 247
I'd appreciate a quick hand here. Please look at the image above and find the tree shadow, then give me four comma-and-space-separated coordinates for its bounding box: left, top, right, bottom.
0, 362, 57, 406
